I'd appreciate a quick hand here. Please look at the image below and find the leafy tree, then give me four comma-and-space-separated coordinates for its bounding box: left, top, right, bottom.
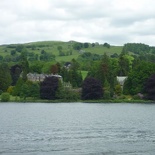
122, 43, 150, 54
12, 78, 24, 96
89, 53, 111, 87
30, 83, 40, 99
118, 53, 130, 76
69, 69, 83, 88
0, 55, 3, 61
57, 46, 63, 51
87, 54, 117, 96
56, 81, 80, 101
83, 43, 89, 48
144, 74, 155, 100
4, 55, 12, 62
59, 51, 65, 56
73, 42, 83, 50
60, 67, 70, 82
55, 80, 65, 99
41, 50, 46, 54
11, 50, 16, 56
123, 61, 155, 95
16, 44, 24, 53
103, 42, 110, 48
92, 43, 95, 47
0, 63, 12, 91
65, 59, 83, 88
40, 51, 55, 61
81, 77, 103, 100
51, 64, 58, 74
29, 61, 43, 74
70, 58, 79, 70
20, 83, 30, 100
12, 78, 40, 100
19, 81, 40, 100
40, 76, 59, 100
77, 52, 101, 61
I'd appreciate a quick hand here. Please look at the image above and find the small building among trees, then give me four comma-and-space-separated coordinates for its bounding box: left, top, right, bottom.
116, 76, 127, 89
27, 73, 62, 82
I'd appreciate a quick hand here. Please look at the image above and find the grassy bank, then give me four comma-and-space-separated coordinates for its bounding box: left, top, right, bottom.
0, 95, 154, 104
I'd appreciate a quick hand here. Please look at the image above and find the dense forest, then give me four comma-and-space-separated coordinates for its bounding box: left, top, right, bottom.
0, 41, 155, 102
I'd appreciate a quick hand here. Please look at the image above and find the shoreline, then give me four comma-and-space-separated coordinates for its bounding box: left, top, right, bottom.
0, 98, 154, 104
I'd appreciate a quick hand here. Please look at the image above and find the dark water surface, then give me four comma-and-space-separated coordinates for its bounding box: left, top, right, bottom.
0, 103, 155, 155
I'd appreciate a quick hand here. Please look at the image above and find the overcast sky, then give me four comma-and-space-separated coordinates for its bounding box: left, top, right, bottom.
0, 0, 155, 45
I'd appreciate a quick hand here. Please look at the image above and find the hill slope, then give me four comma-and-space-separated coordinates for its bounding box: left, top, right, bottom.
0, 41, 123, 62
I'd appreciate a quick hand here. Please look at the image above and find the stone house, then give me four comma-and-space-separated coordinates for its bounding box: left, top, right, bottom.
27, 73, 62, 82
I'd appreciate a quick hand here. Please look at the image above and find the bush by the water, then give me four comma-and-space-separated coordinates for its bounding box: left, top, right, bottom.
1, 92, 10, 102
103, 90, 111, 99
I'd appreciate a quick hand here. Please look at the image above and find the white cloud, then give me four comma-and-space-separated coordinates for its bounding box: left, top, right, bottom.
0, 0, 155, 45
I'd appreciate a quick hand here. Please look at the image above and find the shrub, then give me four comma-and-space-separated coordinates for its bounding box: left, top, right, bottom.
132, 95, 142, 100
7, 86, 14, 95
103, 90, 111, 99
115, 84, 122, 96
1, 92, 10, 102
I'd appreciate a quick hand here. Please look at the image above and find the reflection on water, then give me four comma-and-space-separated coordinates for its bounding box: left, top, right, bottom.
0, 103, 155, 155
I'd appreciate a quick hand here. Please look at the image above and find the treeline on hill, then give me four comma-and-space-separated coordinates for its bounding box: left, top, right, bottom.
0, 41, 112, 62
0, 41, 155, 102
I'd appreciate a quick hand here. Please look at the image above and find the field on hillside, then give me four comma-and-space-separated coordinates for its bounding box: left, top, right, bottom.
0, 41, 123, 62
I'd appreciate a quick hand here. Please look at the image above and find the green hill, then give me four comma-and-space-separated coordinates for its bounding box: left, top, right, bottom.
0, 41, 123, 62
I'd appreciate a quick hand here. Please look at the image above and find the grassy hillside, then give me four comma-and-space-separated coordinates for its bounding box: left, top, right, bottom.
0, 41, 123, 62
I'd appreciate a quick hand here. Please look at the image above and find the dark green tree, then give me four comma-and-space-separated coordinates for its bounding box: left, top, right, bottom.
20, 49, 29, 81
16, 44, 24, 53
92, 43, 95, 47
30, 83, 40, 99
20, 83, 30, 100
57, 46, 63, 51
12, 78, 24, 96
69, 69, 83, 88
73, 42, 83, 50
0, 63, 12, 92
123, 61, 155, 95
83, 43, 89, 48
11, 50, 16, 56
60, 67, 70, 82
89, 53, 111, 87
103, 42, 110, 48
0, 55, 3, 61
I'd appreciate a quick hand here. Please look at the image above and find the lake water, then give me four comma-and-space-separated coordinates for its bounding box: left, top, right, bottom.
0, 103, 155, 155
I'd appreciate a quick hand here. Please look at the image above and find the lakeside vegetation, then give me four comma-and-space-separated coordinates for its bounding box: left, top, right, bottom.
0, 41, 155, 103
